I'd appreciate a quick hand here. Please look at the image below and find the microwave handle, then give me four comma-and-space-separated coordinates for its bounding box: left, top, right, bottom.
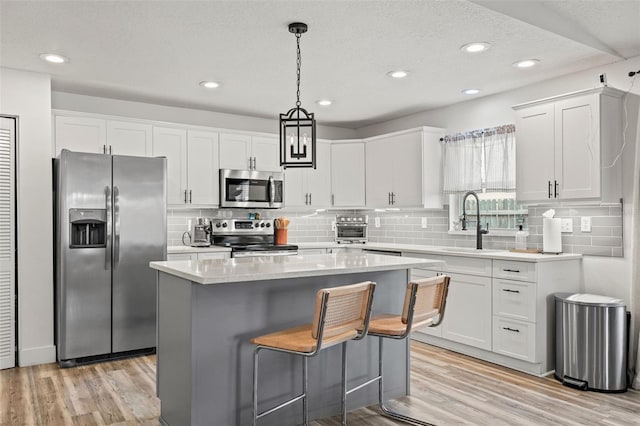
268, 175, 275, 207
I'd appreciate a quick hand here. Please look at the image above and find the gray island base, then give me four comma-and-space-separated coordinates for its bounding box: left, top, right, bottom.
150, 253, 440, 426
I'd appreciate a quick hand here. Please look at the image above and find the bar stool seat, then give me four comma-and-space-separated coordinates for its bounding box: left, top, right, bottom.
251, 324, 359, 353
250, 281, 376, 426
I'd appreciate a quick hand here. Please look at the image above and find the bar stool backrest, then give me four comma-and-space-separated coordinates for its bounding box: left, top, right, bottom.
401, 275, 450, 331
311, 281, 376, 348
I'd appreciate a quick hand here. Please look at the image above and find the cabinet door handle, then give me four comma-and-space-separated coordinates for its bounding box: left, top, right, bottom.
331, 194, 335, 206
502, 289, 520, 293
503, 327, 520, 333
309, 193, 312, 205
548, 180, 552, 198
503, 268, 520, 273
392, 192, 395, 205
189, 190, 192, 204
184, 189, 188, 204
304, 193, 308, 205
103, 144, 106, 154
109, 145, 112, 155
554, 180, 559, 198
388, 192, 392, 205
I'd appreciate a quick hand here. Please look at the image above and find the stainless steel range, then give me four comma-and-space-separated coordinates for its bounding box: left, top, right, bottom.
211, 219, 298, 257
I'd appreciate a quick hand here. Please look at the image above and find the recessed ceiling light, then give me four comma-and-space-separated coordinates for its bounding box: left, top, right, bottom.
316, 100, 332, 106
462, 89, 480, 95
39, 53, 68, 64
460, 42, 491, 53
513, 59, 540, 68
387, 70, 409, 79
199, 81, 220, 89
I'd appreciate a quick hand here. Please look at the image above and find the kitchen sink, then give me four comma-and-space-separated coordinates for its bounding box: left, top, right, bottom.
439, 247, 501, 253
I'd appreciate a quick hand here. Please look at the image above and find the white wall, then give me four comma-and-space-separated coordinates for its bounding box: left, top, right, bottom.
0, 68, 55, 366
357, 55, 640, 372
52, 92, 357, 140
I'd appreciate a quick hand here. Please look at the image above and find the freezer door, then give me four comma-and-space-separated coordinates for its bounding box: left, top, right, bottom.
56, 150, 112, 360
111, 155, 167, 352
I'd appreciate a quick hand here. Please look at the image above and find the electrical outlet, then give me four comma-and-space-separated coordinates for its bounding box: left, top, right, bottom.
331, 220, 336, 231
560, 218, 573, 233
581, 216, 592, 232
375, 217, 381, 228
421, 217, 427, 228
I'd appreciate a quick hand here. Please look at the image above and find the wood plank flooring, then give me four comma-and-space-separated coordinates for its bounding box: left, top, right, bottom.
1, 341, 638, 425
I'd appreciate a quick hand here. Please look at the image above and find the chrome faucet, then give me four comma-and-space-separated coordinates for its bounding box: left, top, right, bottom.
461, 191, 489, 249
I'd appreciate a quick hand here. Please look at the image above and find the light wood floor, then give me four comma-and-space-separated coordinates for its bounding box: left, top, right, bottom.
2, 341, 639, 425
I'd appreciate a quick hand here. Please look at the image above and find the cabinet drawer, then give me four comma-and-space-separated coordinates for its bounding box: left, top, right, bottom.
197, 252, 229, 260
493, 260, 536, 282
411, 268, 441, 280
167, 253, 196, 261
492, 317, 536, 362
441, 255, 491, 277
493, 279, 536, 322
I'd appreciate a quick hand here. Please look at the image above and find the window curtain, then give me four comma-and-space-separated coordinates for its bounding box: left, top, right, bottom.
484, 124, 516, 192
441, 132, 483, 194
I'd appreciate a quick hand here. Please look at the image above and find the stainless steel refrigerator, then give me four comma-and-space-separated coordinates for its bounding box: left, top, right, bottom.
55, 150, 166, 366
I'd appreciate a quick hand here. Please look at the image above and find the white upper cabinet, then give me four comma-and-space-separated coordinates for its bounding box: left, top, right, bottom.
54, 115, 151, 157
54, 115, 106, 156
331, 141, 366, 208
106, 120, 152, 156
365, 127, 444, 208
152, 127, 220, 207
513, 87, 623, 202
187, 130, 219, 206
152, 127, 188, 205
219, 133, 281, 172
284, 141, 332, 207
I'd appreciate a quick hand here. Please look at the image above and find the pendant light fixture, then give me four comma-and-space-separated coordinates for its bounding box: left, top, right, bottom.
280, 22, 316, 169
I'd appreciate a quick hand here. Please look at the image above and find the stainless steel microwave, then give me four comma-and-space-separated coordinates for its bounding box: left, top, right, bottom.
220, 169, 284, 209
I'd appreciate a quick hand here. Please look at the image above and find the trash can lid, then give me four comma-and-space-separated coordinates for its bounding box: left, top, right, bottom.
555, 293, 626, 307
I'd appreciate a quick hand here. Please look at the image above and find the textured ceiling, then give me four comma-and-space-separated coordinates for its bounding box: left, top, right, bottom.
1, 0, 639, 128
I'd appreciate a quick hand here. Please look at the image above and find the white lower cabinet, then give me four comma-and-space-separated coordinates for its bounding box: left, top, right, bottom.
403, 251, 581, 376
441, 272, 492, 350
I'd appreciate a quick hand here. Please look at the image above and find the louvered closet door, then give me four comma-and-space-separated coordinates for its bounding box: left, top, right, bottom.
0, 117, 15, 369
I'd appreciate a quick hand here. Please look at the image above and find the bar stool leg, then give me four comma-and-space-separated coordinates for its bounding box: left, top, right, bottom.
377, 337, 435, 426
341, 341, 348, 426
303, 356, 308, 426
253, 347, 260, 426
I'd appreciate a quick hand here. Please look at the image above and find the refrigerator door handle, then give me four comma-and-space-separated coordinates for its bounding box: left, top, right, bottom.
113, 185, 121, 269
105, 186, 112, 270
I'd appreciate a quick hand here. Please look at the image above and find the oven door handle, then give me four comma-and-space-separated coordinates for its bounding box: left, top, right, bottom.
268, 175, 275, 207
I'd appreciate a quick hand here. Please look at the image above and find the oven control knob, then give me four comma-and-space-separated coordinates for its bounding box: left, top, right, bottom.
222, 222, 228, 228
260, 223, 265, 227
255, 223, 260, 228
215, 222, 221, 228
266, 223, 271, 228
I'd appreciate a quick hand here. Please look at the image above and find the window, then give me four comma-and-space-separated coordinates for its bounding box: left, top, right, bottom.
441, 124, 527, 231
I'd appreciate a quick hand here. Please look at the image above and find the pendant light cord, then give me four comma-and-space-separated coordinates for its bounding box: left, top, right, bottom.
296, 33, 302, 107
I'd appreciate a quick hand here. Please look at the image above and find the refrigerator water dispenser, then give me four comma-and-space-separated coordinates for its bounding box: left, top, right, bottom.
69, 208, 106, 248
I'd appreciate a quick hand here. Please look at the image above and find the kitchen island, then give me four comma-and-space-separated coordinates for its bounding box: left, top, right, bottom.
150, 252, 441, 426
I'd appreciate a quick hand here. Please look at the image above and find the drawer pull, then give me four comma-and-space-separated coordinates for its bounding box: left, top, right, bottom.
502, 289, 520, 293
503, 327, 520, 333
503, 268, 521, 273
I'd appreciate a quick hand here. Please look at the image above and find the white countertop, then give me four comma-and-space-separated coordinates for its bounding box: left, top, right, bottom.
150, 253, 442, 285
168, 242, 581, 263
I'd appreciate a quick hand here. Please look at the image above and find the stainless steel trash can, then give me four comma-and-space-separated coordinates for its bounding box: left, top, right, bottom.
555, 293, 628, 392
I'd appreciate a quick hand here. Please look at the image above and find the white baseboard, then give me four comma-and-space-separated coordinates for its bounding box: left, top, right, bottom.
19, 344, 56, 366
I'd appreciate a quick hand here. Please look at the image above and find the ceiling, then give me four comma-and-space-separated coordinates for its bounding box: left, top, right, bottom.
2, 0, 639, 129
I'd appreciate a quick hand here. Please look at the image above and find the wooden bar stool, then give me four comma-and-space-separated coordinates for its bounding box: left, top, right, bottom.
356, 275, 450, 426
250, 281, 376, 426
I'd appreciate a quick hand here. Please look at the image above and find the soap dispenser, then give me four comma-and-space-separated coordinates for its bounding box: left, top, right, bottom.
515, 225, 527, 250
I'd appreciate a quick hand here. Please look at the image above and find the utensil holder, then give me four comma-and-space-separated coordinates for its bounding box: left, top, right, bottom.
275, 229, 288, 245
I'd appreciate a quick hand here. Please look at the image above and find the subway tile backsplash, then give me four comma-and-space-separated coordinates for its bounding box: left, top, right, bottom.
167, 202, 624, 257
